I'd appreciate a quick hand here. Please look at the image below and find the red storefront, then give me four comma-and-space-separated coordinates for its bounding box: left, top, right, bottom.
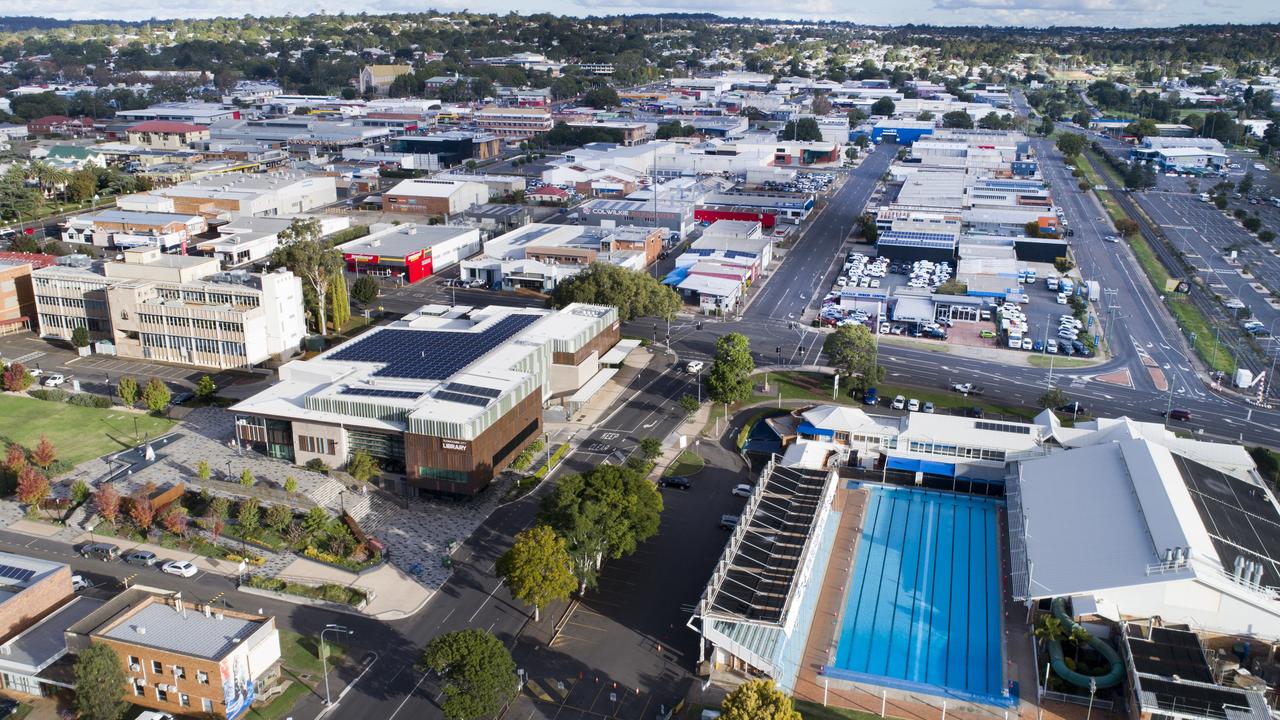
695, 206, 778, 229
344, 248, 433, 284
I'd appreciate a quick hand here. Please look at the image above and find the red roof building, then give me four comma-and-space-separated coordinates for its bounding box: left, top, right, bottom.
0, 251, 59, 269
26, 115, 94, 137
528, 186, 569, 203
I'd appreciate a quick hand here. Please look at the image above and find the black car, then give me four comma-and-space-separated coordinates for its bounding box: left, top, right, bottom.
170, 391, 194, 406
660, 476, 692, 490
0, 699, 18, 717
1056, 402, 1087, 416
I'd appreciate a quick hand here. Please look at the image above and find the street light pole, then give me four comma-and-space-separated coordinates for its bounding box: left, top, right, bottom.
321, 624, 353, 706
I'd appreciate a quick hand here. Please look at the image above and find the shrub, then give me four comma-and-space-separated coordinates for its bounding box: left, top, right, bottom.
284, 476, 298, 493
304, 458, 330, 475
71, 479, 91, 504
28, 388, 69, 402
67, 393, 112, 408
510, 449, 535, 471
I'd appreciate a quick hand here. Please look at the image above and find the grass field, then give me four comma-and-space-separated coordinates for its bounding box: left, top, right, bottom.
1027, 355, 1096, 369
245, 630, 346, 720
795, 700, 885, 720
1166, 298, 1238, 375
664, 450, 705, 478
0, 395, 175, 466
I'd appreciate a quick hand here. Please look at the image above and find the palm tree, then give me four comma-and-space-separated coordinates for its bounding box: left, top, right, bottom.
1069, 624, 1092, 663
1035, 614, 1065, 644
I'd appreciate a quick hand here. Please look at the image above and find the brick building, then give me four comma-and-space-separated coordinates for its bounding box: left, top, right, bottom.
0, 261, 39, 335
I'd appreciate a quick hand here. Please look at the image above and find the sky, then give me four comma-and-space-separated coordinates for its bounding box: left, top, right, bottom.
7, 0, 1277, 28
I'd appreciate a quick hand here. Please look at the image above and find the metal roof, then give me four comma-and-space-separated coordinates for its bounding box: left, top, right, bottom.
101, 602, 262, 660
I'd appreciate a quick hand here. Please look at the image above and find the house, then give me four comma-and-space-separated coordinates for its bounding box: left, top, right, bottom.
125, 121, 212, 150
527, 186, 570, 204
358, 65, 414, 95
26, 116, 93, 137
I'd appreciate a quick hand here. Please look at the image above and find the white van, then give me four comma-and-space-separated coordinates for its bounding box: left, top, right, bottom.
685, 361, 704, 374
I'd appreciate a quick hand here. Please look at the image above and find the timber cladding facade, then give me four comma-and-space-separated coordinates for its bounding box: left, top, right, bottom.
552, 319, 620, 366
405, 387, 543, 495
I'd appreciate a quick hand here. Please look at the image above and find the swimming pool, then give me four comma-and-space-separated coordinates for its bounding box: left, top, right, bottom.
829, 486, 1006, 704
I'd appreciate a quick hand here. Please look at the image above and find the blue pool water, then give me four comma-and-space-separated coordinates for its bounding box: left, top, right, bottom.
829, 486, 1006, 704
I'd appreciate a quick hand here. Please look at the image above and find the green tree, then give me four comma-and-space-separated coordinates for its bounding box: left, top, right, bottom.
237, 497, 260, 536
71, 478, 91, 504
1056, 132, 1087, 158
496, 525, 577, 622
117, 376, 138, 407
352, 275, 380, 305
74, 642, 128, 720
71, 326, 91, 348
239, 468, 254, 487
1072, 110, 1093, 128
582, 86, 620, 109
942, 110, 973, 129
141, 377, 170, 414
347, 450, 380, 484
1238, 172, 1255, 196
1039, 387, 1068, 409
548, 263, 680, 322
857, 214, 879, 242
638, 437, 663, 460
209, 496, 230, 521
719, 679, 801, 720
328, 273, 350, 332
1125, 117, 1160, 140
1125, 163, 1157, 191
780, 118, 822, 142
284, 476, 299, 493
705, 332, 754, 405
419, 629, 519, 720
823, 324, 883, 392
273, 218, 343, 335
847, 107, 867, 125
68, 168, 98, 203
541, 464, 662, 593
1037, 117, 1056, 136
679, 394, 700, 417
870, 97, 896, 116
1035, 613, 1065, 643
265, 504, 292, 534
195, 375, 217, 401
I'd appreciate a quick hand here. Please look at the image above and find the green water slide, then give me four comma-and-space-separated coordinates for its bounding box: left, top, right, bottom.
1046, 597, 1125, 689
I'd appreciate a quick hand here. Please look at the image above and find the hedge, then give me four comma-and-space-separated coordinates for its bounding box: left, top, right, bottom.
68, 393, 112, 408
243, 574, 366, 607
28, 388, 69, 402
532, 443, 569, 480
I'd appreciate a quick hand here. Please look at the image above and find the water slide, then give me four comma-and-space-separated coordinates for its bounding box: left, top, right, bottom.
1046, 597, 1125, 689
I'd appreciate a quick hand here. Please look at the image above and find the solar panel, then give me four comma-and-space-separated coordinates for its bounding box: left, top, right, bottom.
339, 388, 423, 400
330, 314, 540, 380
975, 421, 1031, 435
446, 383, 502, 398
435, 390, 491, 407
0, 564, 35, 583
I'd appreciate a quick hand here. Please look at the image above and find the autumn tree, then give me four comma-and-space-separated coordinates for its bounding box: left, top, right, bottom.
31, 435, 56, 469
5, 442, 26, 475
16, 466, 50, 507
162, 506, 189, 536
129, 493, 155, 531
95, 484, 121, 525
2, 362, 32, 392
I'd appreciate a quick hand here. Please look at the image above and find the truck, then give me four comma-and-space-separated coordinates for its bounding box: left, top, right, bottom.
1060, 278, 1075, 295
1046, 276, 1059, 291
1086, 280, 1101, 302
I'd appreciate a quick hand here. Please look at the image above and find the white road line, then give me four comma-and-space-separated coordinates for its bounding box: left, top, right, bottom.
469, 580, 504, 622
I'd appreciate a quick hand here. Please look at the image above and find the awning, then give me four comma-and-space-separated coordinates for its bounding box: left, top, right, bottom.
796, 421, 834, 438
885, 457, 956, 477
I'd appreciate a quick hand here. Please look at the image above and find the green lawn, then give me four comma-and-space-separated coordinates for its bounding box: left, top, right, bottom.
243, 630, 347, 720
1027, 355, 1096, 369
749, 371, 1036, 421
1166, 298, 1238, 375
664, 450, 705, 478
753, 371, 841, 403
795, 700, 886, 720
0, 395, 175, 466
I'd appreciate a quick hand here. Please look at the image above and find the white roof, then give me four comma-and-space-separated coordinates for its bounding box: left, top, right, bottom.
800, 405, 895, 435
677, 274, 741, 297
386, 178, 483, 198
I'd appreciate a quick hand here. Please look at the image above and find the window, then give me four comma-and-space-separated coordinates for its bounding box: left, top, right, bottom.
156, 686, 168, 702
180, 694, 190, 708
202, 698, 214, 712
152, 660, 163, 674
197, 670, 209, 685
174, 665, 186, 679
129, 655, 140, 668
133, 680, 145, 697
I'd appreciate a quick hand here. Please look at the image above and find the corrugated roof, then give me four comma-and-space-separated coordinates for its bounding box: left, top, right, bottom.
102, 602, 261, 660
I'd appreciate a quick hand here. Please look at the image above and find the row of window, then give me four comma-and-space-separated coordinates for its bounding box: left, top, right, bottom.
905, 439, 1006, 462
35, 295, 106, 311
297, 435, 337, 455
137, 314, 243, 333
131, 678, 213, 713
39, 314, 104, 331
140, 333, 246, 357
155, 287, 259, 307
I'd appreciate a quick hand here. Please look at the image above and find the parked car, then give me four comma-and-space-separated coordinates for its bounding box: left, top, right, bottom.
907, 398, 920, 412
79, 543, 119, 562
124, 550, 157, 566
661, 476, 692, 490
719, 514, 740, 530
967, 406, 984, 419
922, 401, 935, 414
161, 560, 198, 578
43, 373, 66, 387
891, 395, 906, 410
862, 387, 879, 406
731, 483, 753, 497
0, 699, 18, 718
71, 575, 93, 591
979, 329, 996, 339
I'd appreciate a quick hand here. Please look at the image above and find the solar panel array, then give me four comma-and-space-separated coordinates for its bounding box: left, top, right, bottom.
0, 564, 35, 583
339, 387, 423, 400
1177, 454, 1280, 586
330, 314, 540, 380
434, 390, 491, 407
446, 382, 502, 398
974, 421, 1032, 435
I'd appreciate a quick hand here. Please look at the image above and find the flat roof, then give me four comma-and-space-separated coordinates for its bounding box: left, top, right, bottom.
338, 224, 476, 259
0, 596, 104, 673
101, 600, 263, 660
386, 178, 482, 198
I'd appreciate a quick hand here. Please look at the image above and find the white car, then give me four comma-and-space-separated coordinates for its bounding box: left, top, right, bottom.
71, 574, 93, 591
891, 395, 906, 410
1021, 337, 1034, 351
731, 484, 753, 497
907, 398, 920, 412
161, 560, 197, 578
43, 373, 66, 387
685, 361, 704, 374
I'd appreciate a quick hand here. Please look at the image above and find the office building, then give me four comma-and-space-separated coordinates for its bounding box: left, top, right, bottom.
473, 106, 553, 139
338, 224, 481, 284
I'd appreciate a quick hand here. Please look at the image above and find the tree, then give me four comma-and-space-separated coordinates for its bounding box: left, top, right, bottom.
2, 362, 32, 392
1039, 387, 1068, 409
16, 467, 49, 507
1072, 110, 1093, 128
847, 107, 867, 125
870, 97, 896, 116
273, 218, 342, 335
4, 443, 25, 475
265, 504, 292, 534
162, 505, 189, 536
581, 86, 620, 109
978, 112, 1009, 130
719, 679, 801, 720
1238, 172, 1255, 196
239, 468, 255, 487
1125, 117, 1159, 140
31, 435, 56, 469
328, 273, 350, 332
116, 376, 138, 407
419, 629, 518, 720
780, 118, 822, 142
1259, 230, 1276, 243
638, 437, 663, 461
1037, 117, 1056, 136
128, 493, 154, 531
352, 275, 380, 305
679, 394, 700, 417
347, 450, 380, 484
1055, 133, 1087, 158
810, 93, 832, 116
195, 375, 217, 401
210, 496, 230, 521
548, 263, 680, 322
71, 478, 91, 504
74, 642, 128, 720
942, 110, 973, 129
705, 332, 754, 405
141, 377, 170, 414
68, 169, 98, 204
541, 464, 663, 593
916, 111, 935, 122
208, 516, 226, 542
1035, 613, 1065, 643
71, 325, 91, 348
823, 324, 883, 392
496, 525, 577, 621
1124, 163, 1157, 191
95, 484, 121, 525
237, 497, 260, 536
1244, 216, 1263, 233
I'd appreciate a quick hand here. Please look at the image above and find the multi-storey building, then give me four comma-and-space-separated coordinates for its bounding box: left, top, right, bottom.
61, 209, 208, 252
33, 248, 305, 369
473, 106, 553, 139
0, 261, 38, 335
117, 171, 337, 219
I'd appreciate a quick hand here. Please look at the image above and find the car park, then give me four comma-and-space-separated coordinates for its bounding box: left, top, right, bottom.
661, 476, 692, 490
161, 560, 198, 578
